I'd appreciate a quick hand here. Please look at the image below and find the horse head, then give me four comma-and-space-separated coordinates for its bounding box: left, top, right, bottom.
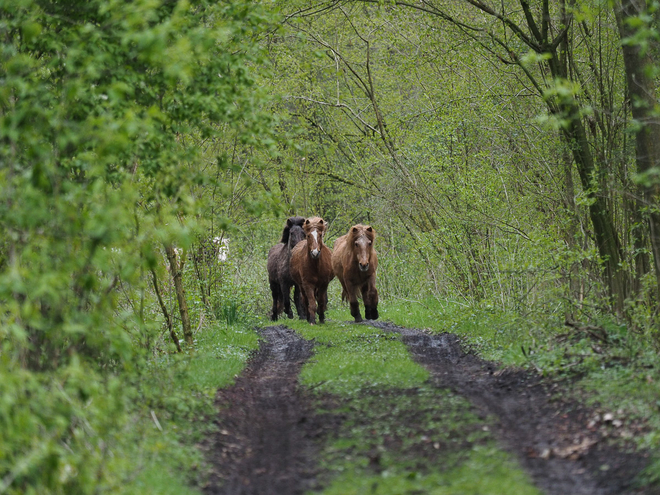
303, 217, 327, 260
280, 216, 306, 244
288, 224, 305, 251
350, 225, 375, 272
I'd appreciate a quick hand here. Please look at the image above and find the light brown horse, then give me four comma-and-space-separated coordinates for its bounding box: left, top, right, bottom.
332, 224, 378, 322
290, 217, 334, 324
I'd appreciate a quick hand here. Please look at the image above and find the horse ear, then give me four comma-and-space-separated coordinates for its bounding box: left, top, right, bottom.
366, 226, 373, 232
286, 218, 294, 228
305, 219, 310, 225
352, 227, 358, 233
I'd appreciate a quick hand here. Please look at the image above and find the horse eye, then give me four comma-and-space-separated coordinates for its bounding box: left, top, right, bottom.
368, 241, 372, 245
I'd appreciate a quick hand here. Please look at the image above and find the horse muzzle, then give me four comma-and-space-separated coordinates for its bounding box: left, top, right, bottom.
359, 262, 369, 272
310, 249, 320, 259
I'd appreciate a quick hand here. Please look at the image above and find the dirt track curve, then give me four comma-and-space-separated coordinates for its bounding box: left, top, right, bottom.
203, 322, 654, 495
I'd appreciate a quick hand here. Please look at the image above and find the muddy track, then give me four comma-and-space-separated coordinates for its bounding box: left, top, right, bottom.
204, 322, 654, 495
368, 320, 653, 495
203, 325, 319, 495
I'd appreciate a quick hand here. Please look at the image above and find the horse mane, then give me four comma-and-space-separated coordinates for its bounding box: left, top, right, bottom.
348, 224, 375, 244
279, 216, 306, 244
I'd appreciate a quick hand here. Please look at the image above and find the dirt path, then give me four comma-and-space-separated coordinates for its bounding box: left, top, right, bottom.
203, 325, 320, 495
204, 323, 654, 495
368, 321, 652, 495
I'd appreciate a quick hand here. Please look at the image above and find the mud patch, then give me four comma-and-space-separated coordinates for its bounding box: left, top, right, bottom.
368, 320, 653, 495
202, 325, 319, 495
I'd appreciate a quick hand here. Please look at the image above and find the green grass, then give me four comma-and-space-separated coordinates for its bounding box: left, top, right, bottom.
290, 320, 429, 394
171, 322, 260, 392
378, 297, 530, 365
374, 296, 660, 489
124, 465, 203, 495
120, 320, 260, 495
285, 314, 540, 495
318, 445, 542, 495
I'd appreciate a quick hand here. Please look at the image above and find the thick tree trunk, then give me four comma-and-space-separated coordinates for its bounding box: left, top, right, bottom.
615, 0, 660, 299
165, 244, 193, 346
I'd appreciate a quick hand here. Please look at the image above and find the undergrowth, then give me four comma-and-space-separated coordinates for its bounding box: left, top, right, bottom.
121, 320, 260, 495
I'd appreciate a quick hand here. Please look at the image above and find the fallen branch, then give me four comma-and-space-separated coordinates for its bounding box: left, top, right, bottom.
564, 319, 609, 344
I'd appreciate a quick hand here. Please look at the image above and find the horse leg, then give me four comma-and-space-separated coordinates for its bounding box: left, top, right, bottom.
303, 284, 317, 325
317, 284, 329, 324
361, 283, 378, 320
293, 283, 307, 320
281, 281, 294, 319
346, 286, 362, 322
269, 280, 281, 321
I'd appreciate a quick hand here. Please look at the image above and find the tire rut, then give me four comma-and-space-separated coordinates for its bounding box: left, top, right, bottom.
367, 320, 652, 495
203, 325, 318, 495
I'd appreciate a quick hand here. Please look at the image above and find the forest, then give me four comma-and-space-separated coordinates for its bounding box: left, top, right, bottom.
2, 0, 660, 493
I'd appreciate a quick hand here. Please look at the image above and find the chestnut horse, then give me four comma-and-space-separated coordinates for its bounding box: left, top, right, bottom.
267, 216, 306, 320
332, 224, 379, 322
290, 217, 334, 324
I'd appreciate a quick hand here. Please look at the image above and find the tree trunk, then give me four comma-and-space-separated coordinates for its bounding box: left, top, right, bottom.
615, 0, 660, 300
150, 266, 182, 353
562, 104, 627, 311
546, 43, 628, 311
165, 244, 193, 346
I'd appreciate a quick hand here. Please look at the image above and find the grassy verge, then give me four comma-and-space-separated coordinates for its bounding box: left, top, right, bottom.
120, 320, 261, 495
285, 318, 541, 494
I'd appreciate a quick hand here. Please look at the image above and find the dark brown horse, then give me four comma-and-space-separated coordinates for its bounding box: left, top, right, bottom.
332, 224, 379, 322
290, 217, 334, 324
267, 216, 306, 320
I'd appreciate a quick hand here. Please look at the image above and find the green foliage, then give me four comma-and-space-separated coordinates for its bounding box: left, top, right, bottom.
0, 0, 277, 492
